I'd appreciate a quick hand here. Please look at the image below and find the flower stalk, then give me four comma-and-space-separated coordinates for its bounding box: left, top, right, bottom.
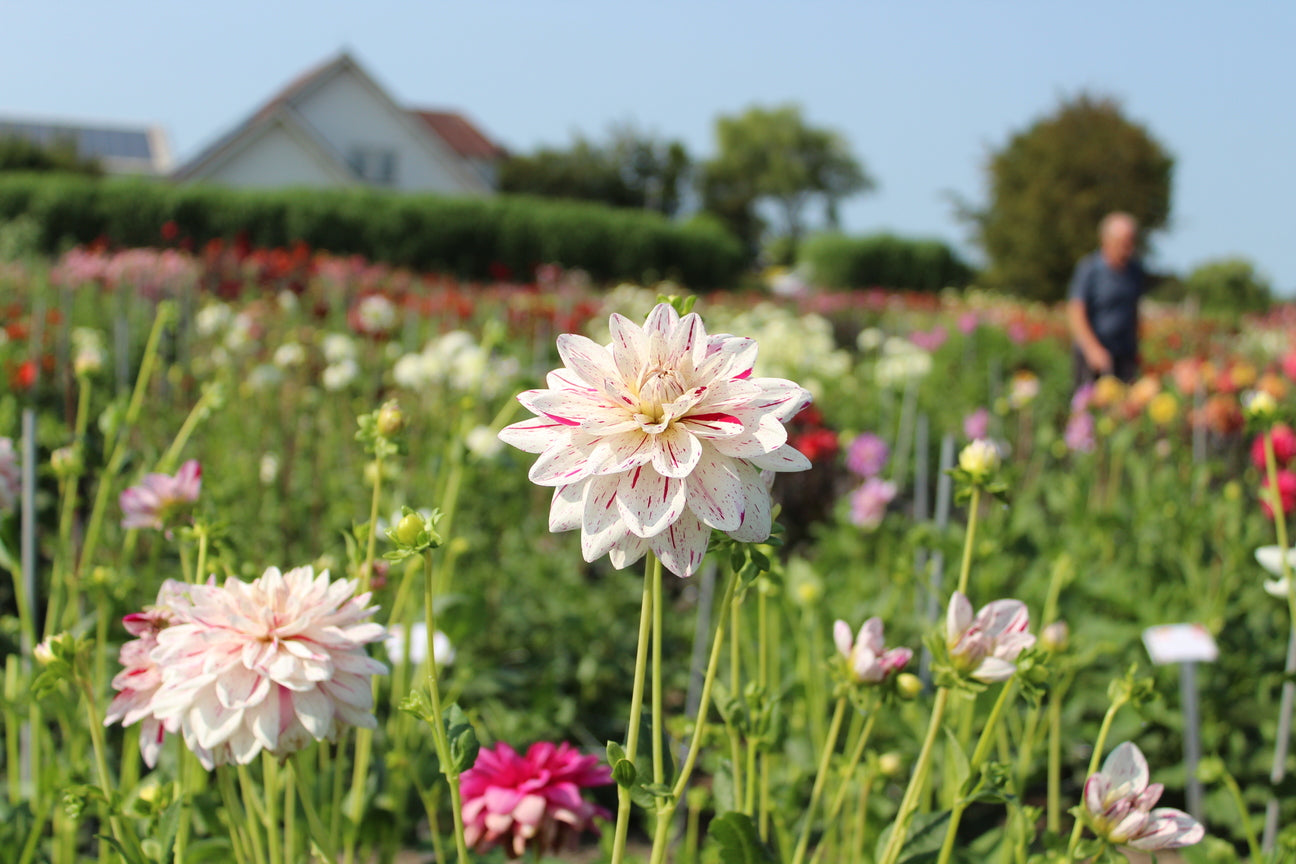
1263, 426, 1296, 852
609, 554, 657, 864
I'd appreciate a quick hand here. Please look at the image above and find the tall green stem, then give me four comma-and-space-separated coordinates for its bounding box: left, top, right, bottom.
956, 487, 981, 597
422, 547, 470, 864
263, 752, 282, 864
809, 710, 877, 864
1066, 694, 1127, 857
609, 553, 657, 864
79, 671, 146, 864
878, 688, 951, 864
935, 680, 1017, 864
789, 697, 847, 864
651, 555, 665, 785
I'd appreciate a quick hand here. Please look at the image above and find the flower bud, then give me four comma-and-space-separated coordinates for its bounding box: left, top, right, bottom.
895, 672, 923, 700
395, 513, 424, 547
1040, 620, 1069, 653
376, 400, 405, 437
51, 445, 82, 479
1245, 390, 1279, 422
877, 751, 904, 778
958, 439, 1000, 478
34, 636, 57, 666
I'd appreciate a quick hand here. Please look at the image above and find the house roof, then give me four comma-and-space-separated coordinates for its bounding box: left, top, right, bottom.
176, 52, 498, 191
410, 110, 507, 160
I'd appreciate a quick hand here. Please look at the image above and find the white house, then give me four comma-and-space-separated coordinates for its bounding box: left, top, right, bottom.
0, 115, 172, 175
175, 52, 505, 195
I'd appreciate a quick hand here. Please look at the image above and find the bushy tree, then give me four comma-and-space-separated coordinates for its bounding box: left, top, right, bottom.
700, 104, 873, 258
498, 126, 690, 217
967, 94, 1173, 301
0, 136, 101, 175
1182, 256, 1273, 315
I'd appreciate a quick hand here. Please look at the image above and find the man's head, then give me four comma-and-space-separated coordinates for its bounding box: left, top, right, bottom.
1099, 212, 1138, 269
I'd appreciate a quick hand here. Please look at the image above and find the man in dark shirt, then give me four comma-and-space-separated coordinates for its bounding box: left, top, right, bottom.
1067, 212, 1145, 386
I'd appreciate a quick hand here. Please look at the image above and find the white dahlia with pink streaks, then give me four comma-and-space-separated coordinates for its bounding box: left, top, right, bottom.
499, 302, 812, 577
147, 565, 386, 768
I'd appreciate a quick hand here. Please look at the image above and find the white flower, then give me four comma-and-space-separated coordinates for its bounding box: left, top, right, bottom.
1257, 545, 1296, 598
465, 426, 504, 460
322, 359, 359, 391
322, 333, 357, 364
499, 303, 812, 577
1083, 742, 1204, 850
259, 453, 280, 485
945, 592, 1035, 682
273, 342, 306, 368
384, 623, 454, 667
195, 302, 232, 337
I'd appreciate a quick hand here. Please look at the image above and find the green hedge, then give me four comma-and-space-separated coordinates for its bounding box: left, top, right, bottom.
0, 173, 746, 287
800, 232, 975, 291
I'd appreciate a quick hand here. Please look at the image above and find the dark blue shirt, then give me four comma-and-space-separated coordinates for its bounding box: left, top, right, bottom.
1068, 251, 1145, 359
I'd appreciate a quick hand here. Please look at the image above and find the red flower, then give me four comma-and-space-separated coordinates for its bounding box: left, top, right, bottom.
160, 220, 179, 241
793, 428, 840, 463
1252, 425, 1296, 471
1261, 470, 1296, 520
11, 360, 36, 390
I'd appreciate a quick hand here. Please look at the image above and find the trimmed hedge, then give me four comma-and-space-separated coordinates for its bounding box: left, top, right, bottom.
800, 232, 975, 291
0, 173, 746, 287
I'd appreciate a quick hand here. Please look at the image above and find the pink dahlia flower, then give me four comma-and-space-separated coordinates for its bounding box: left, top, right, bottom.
146, 566, 386, 768
945, 591, 1035, 683
498, 303, 812, 577
0, 436, 19, 515
1083, 741, 1204, 850
461, 741, 612, 858
849, 477, 896, 531
104, 579, 194, 767
120, 459, 201, 532
833, 617, 912, 684
845, 432, 889, 478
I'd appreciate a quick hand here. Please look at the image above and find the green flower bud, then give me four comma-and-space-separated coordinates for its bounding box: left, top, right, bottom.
895, 672, 923, 700
395, 513, 424, 547
877, 751, 904, 778
376, 400, 405, 437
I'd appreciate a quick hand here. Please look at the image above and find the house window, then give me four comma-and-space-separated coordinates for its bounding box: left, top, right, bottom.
347, 146, 398, 185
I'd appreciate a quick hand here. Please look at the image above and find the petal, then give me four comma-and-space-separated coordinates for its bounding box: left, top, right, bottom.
528, 440, 597, 486
586, 431, 655, 475
651, 425, 703, 478
946, 592, 974, 643
292, 687, 334, 739
678, 412, 745, 439
550, 483, 586, 533
556, 334, 618, 391
970, 657, 1016, 683
608, 313, 648, 382
684, 453, 744, 531
581, 473, 631, 562
857, 618, 885, 654
617, 465, 686, 538
748, 443, 813, 473
650, 511, 711, 577
498, 417, 572, 454
1102, 742, 1149, 799
727, 461, 773, 542
833, 620, 853, 659
1129, 809, 1204, 850
607, 533, 651, 570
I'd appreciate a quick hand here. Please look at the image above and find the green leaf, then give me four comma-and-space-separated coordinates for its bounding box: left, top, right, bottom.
611, 758, 638, 789
875, 810, 951, 864
706, 811, 777, 864
444, 703, 480, 773
154, 795, 182, 864
942, 726, 970, 794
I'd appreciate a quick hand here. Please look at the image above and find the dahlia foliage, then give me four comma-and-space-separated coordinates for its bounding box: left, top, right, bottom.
107, 566, 387, 769
460, 741, 612, 858
499, 302, 813, 577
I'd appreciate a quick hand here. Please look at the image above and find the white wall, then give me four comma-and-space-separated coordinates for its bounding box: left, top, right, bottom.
204, 123, 344, 189
295, 69, 488, 196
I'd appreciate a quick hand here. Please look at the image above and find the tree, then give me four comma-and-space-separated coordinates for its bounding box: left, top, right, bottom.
0, 135, 101, 175
967, 94, 1173, 301
700, 104, 873, 257
497, 126, 691, 216
1182, 257, 1273, 315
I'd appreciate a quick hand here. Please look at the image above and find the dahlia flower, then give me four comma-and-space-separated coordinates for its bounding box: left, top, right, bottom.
845, 432, 889, 478
1252, 425, 1296, 471
945, 592, 1035, 683
1082, 742, 1204, 850
119, 459, 201, 532
498, 302, 812, 577
849, 478, 896, 531
0, 436, 19, 515
1257, 545, 1296, 598
833, 617, 912, 684
461, 741, 612, 858
144, 566, 386, 769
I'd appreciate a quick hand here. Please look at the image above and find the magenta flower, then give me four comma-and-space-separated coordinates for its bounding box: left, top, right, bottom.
498, 303, 812, 577
103, 580, 193, 767
845, 432, 889, 478
833, 617, 912, 683
1065, 411, 1096, 453
849, 477, 896, 531
945, 592, 1035, 682
119, 459, 201, 531
461, 741, 612, 858
962, 408, 990, 441
1083, 742, 1204, 850
141, 566, 386, 769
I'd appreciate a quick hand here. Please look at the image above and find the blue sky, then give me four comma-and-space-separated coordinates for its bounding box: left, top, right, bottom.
1, 1, 1293, 294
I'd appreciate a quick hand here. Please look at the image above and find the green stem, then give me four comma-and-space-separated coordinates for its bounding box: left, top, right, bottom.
288, 757, 338, 864
956, 486, 981, 597
1066, 695, 1127, 857
790, 697, 848, 864
80, 672, 147, 864
610, 553, 657, 864
156, 384, 217, 474
878, 688, 951, 864
238, 764, 269, 864
1221, 766, 1263, 862
936, 680, 1017, 864
1046, 675, 1072, 833
652, 554, 665, 786
263, 752, 283, 864
216, 767, 252, 864
423, 547, 470, 864
175, 747, 192, 864
646, 568, 740, 864
810, 711, 877, 864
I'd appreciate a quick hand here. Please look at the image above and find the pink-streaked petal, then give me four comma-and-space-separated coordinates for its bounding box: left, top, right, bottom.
1102, 742, 1149, 799
650, 511, 711, 578
678, 412, 744, 439
727, 460, 773, 542
608, 313, 648, 382
642, 303, 680, 340
607, 534, 651, 570
946, 592, 974, 642
556, 334, 617, 391
580, 473, 630, 561
833, 620, 853, 658
550, 483, 586, 533
586, 431, 655, 475
684, 453, 744, 531
651, 425, 702, 479
1130, 809, 1205, 850
666, 313, 707, 374
528, 441, 596, 486
617, 465, 686, 539
857, 618, 885, 654
498, 417, 572, 454
748, 443, 813, 473
1084, 774, 1109, 815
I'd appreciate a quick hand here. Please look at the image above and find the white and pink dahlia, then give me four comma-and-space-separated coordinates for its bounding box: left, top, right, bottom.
461, 741, 612, 858
833, 617, 913, 684
1083, 742, 1204, 850
945, 591, 1035, 683
498, 302, 812, 577
119, 459, 201, 532
123, 566, 387, 769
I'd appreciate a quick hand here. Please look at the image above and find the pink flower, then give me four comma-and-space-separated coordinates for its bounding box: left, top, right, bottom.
962, 408, 989, 442
849, 478, 896, 530
1251, 425, 1296, 471
119, 460, 201, 532
461, 741, 612, 858
1065, 411, 1096, 453
945, 592, 1035, 682
1083, 742, 1204, 851
104, 580, 197, 767
1262, 470, 1296, 520
833, 617, 912, 683
909, 326, 948, 352
498, 303, 812, 577
143, 566, 386, 768
957, 311, 979, 335
845, 432, 889, 478
1283, 350, 1296, 383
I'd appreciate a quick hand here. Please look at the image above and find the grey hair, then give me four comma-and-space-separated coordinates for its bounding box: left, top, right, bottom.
1100, 212, 1138, 240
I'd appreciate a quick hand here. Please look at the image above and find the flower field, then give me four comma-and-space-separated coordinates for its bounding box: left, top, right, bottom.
3, 241, 1296, 863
